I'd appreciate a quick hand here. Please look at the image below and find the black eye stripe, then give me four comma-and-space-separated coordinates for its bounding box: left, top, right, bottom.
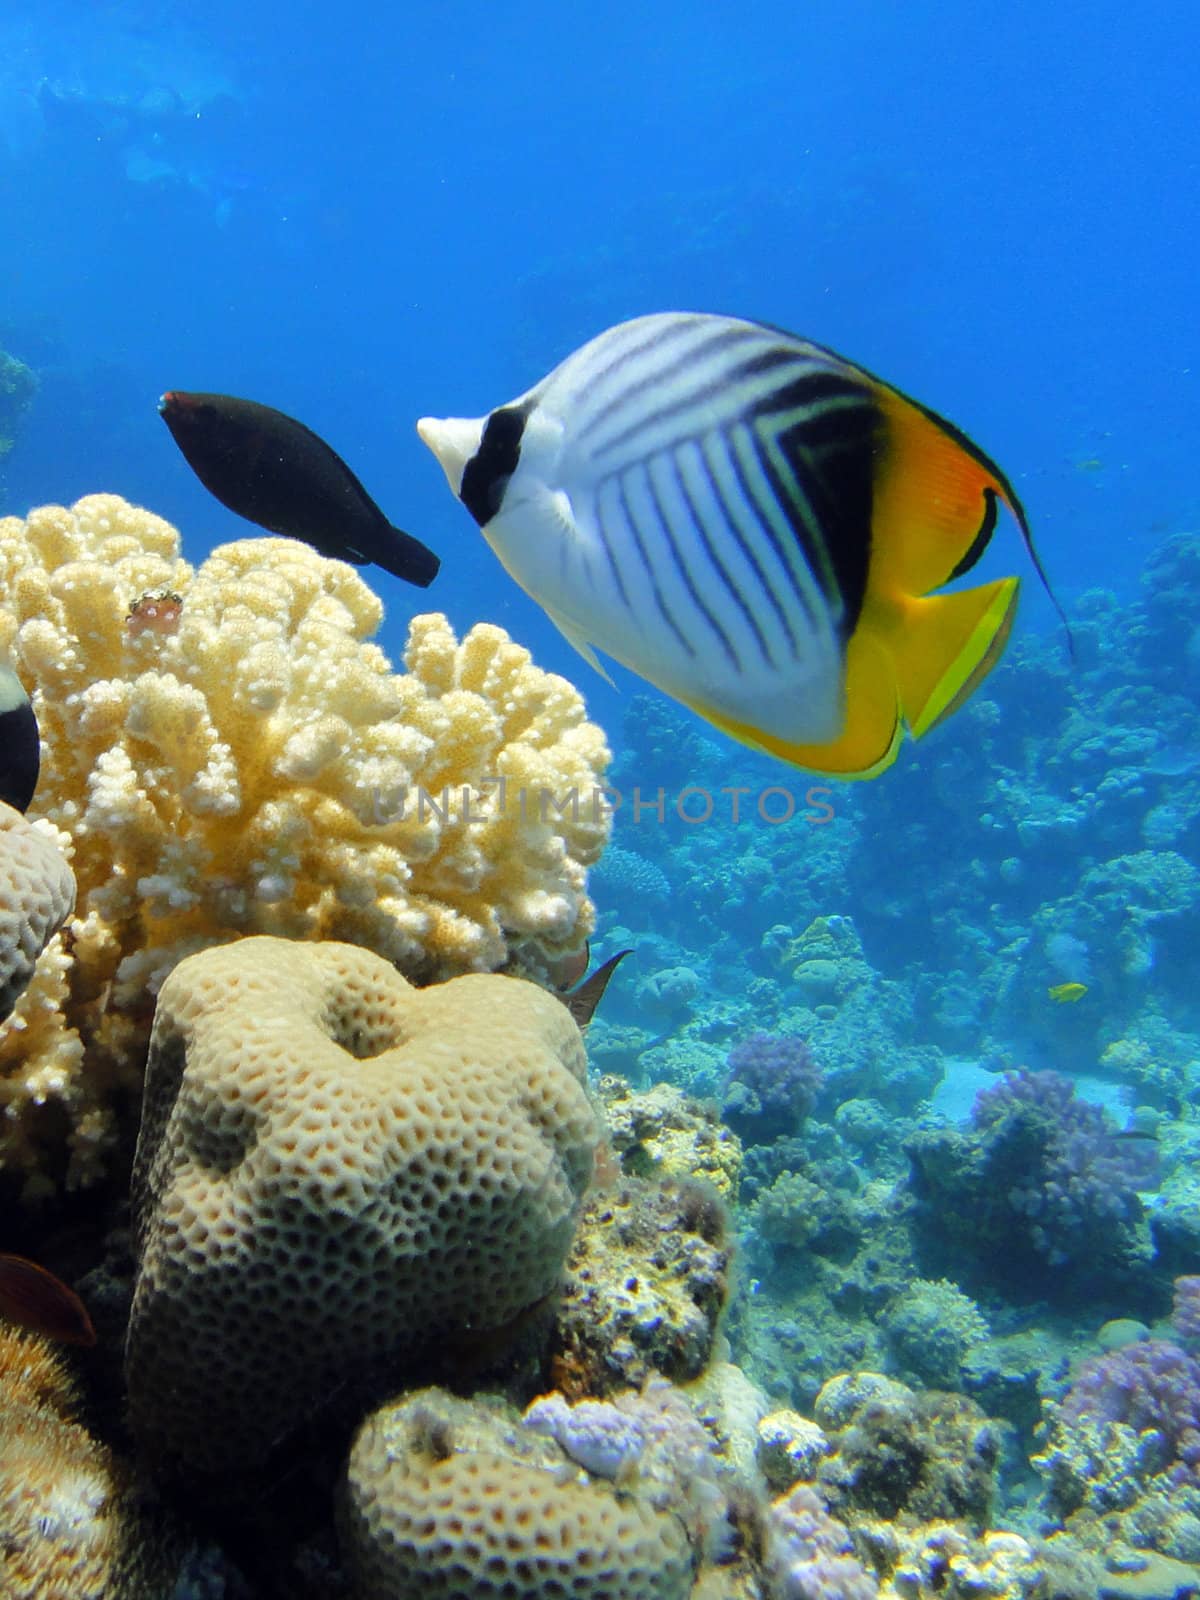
460, 402, 532, 527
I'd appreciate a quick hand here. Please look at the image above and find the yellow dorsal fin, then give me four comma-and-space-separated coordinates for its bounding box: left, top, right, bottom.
869, 384, 1019, 599
869, 379, 1072, 653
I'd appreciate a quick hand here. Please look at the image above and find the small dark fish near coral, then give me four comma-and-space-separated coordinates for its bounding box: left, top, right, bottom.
0, 657, 39, 813
562, 949, 632, 1029
545, 938, 592, 992
159, 391, 440, 586
0, 1253, 96, 1346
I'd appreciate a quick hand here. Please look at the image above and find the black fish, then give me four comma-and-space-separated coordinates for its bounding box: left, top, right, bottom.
0, 660, 39, 814
563, 949, 632, 1029
159, 391, 440, 587
0, 1252, 96, 1347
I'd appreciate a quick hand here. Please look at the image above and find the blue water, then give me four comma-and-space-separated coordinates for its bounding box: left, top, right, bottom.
7, 6, 1200, 1587
4, 0, 1198, 697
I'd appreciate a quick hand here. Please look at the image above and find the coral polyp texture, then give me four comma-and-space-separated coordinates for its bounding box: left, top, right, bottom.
0, 802, 75, 1023
124, 935, 600, 1473
1035, 1338, 1200, 1557
0, 1325, 134, 1599
0, 494, 610, 1194
341, 1387, 696, 1600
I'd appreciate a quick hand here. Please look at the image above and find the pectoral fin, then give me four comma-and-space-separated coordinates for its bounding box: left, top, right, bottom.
542, 603, 616, 687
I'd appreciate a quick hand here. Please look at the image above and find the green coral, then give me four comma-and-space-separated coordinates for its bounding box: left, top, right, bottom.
884, 1278, 991, 1391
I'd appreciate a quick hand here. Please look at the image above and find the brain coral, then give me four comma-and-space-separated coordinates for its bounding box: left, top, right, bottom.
0, 802, 75, 1023
0, 494, 610, 1193
125, 935, 600, 1473
341, 1387, 695, 1600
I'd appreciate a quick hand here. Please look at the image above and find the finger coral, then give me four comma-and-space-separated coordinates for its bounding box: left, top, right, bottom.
125, 935, 600, 1473
0, 494, 610, 1194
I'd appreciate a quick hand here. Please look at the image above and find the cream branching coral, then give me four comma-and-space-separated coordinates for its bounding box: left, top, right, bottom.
0, 495, 610, 1194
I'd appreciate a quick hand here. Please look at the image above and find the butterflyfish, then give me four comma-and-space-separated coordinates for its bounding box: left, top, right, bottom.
1048, 981, 1088, 1003
418, 312, 1064, 778
0, 656, 39, 814
0, 1253, 96, 1346
159, 391, 440, 586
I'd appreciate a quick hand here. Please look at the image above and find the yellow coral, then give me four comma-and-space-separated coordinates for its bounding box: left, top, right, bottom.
0, 1326, 178, 1597
599, 1079, 743, 1201
0, 1327, 122, 1599
0, 495, 611, 1193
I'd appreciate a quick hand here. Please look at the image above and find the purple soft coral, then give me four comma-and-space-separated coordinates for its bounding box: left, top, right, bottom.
970, 1069, 1158, 1267
1173, 1276, 1200, 1345
766, 1484, 879, 1600
1060, 1339, 1200, 1488
723, 1032, 825, 1145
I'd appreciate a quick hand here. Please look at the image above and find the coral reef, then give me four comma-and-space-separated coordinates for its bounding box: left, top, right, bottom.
810, 1373, 1002, 1530
548, 1174, 732, 1398
523, 1381, 733, 1560
0, 801, 75, 1022
1035, 1339, 1200, 1561
0, 495, 610, 1193
12, 494, 1200, 1596
340, 1387, 697, 1600
722, 1033, 824, 1146
765, 1482, 878, 1599
593, 532, 1200, 1119
882, 1279, 990, 1394
0, 1324, 170, 1599
1174, 1275, 1200, 1344
757, 1384, 1078, 1600
125, 936, 598, 1473
0, 346, 36, 461
600, 1078, 744, 1200
906, 1069, 1160, 1306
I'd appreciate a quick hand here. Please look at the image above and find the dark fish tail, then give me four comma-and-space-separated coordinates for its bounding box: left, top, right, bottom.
563, 949, 632, 1029
0, 1253, 97, 1346
0, 661, 40, 814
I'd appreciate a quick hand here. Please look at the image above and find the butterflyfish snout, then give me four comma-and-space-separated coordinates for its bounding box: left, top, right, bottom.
417, 415, 485, 498
416, 311, 1063, 779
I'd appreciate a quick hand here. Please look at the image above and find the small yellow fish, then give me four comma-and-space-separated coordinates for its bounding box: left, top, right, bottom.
1048, 982, 1088, 1004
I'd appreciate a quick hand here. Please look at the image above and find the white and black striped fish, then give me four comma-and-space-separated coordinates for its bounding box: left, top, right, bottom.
418, 312, 1060, 778
0, 657, 39, 813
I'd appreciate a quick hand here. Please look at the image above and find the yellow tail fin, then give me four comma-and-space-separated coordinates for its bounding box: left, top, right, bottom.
886, 575, 1019, 740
